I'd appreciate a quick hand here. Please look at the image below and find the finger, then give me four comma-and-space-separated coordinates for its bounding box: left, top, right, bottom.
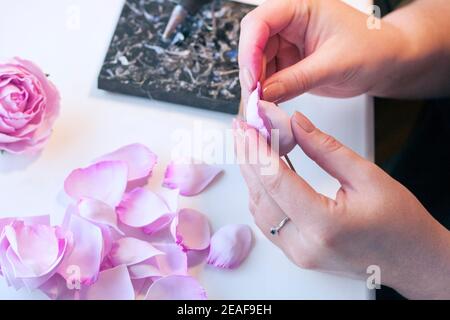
235, 119, 331, 227
262, 47, 334, 103
238, 0, 296, 97
264, 36, 280, 65
266, 59, 277, 79
275, 37, 301, 71
291, 111, 369, 189
248, 193, 300, 256
233, 124, 300, 253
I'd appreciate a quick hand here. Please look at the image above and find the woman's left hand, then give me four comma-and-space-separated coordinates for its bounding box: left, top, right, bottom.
233, 112, 450, 299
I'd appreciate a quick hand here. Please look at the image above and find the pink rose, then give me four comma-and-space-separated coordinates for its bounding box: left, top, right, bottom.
0, 57, 60, 154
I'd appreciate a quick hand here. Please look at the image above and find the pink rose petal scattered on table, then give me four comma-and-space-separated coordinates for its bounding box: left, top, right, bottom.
99, 224, 116, 262
117, 187, 171, 228
39, 274, 72, 300
57, 213, 103, 285
80, 264, 135, 300
0, 217, 68, 290
142, 213, 175, 235
171, 209, 210, 251
207, 224, 253, 269
77, 198, 124, 235
159, 188, 180, 213
145, 275, 207, 300
109, 237, 164, 266
163, 159, 222, 196
128, 262, 162, 279
154, 243, 188, 276
1, 142, 236, 299
64, 160, 128, 207
95, 143, 157, 182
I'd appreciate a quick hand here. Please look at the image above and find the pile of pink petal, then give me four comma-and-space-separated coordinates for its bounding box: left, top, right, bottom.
0, 144, 253, 300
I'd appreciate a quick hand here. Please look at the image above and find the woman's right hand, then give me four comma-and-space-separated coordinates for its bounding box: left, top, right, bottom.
238, 0, 408, 104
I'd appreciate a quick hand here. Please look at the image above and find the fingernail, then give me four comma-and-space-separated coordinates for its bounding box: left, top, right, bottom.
263, 81, 287, 103
293, 111, 315, 133
241, 67, 254, 92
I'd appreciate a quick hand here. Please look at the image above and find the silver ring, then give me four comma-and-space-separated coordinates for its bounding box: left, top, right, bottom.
270, 217, 290, 235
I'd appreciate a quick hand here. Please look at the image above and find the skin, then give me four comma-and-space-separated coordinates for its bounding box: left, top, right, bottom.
239, 0, 450, 103
237, 0, 450, 299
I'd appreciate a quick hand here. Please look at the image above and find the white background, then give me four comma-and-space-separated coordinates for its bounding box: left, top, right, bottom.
0, 0, 373, 299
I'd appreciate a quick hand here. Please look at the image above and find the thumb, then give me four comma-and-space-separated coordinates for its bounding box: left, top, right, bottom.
291, 111, 368, 189
262, 49, 333, 103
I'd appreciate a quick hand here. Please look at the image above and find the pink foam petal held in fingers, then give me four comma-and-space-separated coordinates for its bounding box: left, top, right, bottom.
96, 143, 157, 182
64, 160, 128, 207
171, 209, 210, 251
245, 83, 296, 156
145, 275, 207, 300
117, 188, 171, 228
245, 82, 270, 139
207, 224, 253, 269
258, 100, 296, 156
109, 237, 164, 266
80, 264, 135, 300
163, 160, 222, 196
77, 198, 124, 235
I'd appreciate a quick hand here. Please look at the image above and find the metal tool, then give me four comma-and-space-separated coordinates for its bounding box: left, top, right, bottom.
162, 0, 214, 41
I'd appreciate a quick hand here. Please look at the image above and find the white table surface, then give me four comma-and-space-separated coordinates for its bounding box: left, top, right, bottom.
0, 0, 374, 299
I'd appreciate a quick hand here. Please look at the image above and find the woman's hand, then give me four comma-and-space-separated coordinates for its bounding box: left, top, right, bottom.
233, 113, 450, 299
238, 0, 407, 103
239, 0, 450, 104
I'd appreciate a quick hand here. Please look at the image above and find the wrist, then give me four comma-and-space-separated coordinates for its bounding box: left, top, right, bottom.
369, 1, 450, 98
385, 220, 450, 299
365, 20, 415, 97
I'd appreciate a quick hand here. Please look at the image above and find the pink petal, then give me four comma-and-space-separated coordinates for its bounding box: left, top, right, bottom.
39, 274, 73, 300
207, 224, 253, 269
133, 278, 153, 300
80, 265, 135, 300
142, 213, 175, 235
117, 188, 171, 228
246, 83, 296, 156
171, 209, 210, 251
0, 233, 22, 289
258, 100, 296, 156
159, 188, 179, 213
109, 237, 164, 266
96, 143, 157, 182
77, 198, 124, 235
1, 221, 68, 290
246, 82, 270, 139
163, 160, 222, 196
154, 243, 188, 276
57, 213, 103, 285
128, 263, 162, 279
99, 224, 115, 261
145, 275, 207, 300
64, 160, 128, 207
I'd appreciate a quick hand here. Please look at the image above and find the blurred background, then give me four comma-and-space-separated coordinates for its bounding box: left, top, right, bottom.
375, 0, 450, 300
